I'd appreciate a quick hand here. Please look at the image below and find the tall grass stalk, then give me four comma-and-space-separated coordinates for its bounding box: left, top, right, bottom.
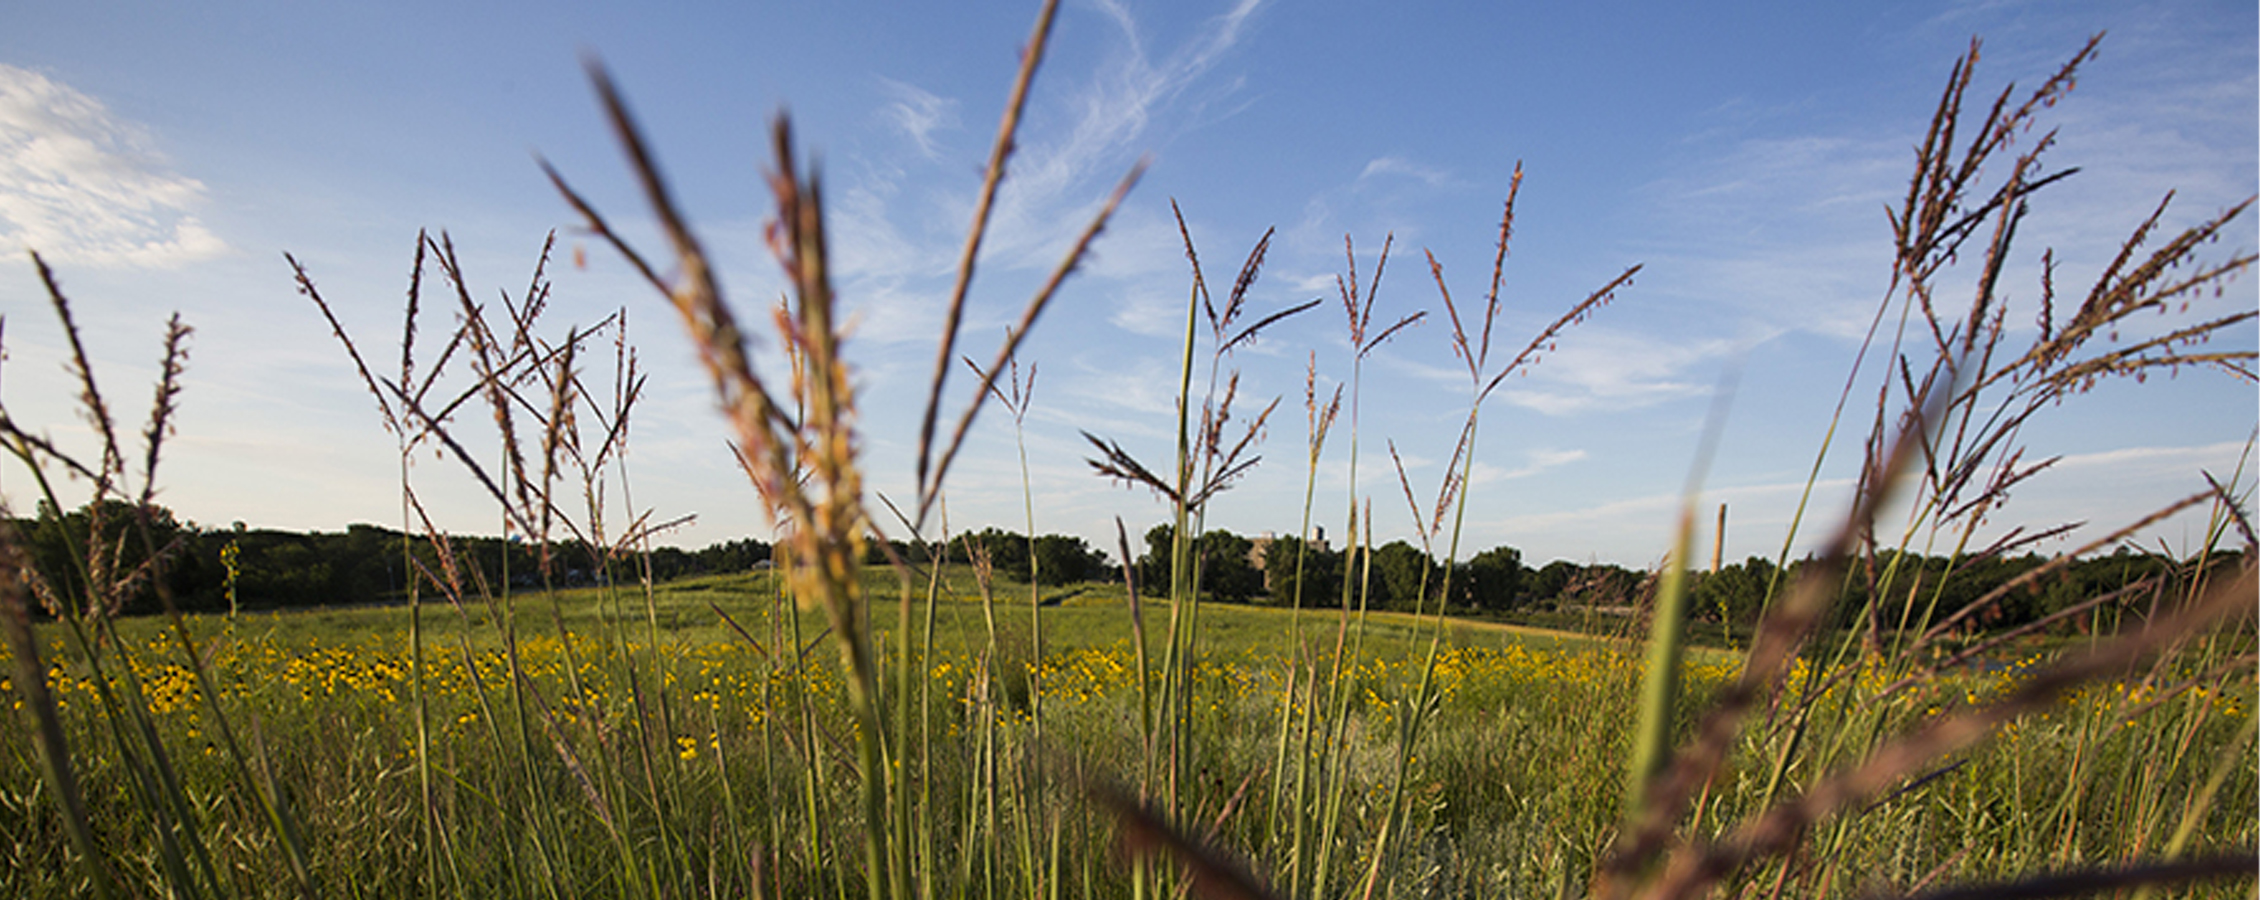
1598, 35, 2255, 900
968, 354, 1058, 898
544, 2, 1139, 895
1263, 353, 1339, 883
1085, 204, 1312, 896
4, 257, 319, 899
1359, 166, 1637, 896
1303, 232, 1406, 900
1628, 371, 1737, 822
0, 524, 111, 899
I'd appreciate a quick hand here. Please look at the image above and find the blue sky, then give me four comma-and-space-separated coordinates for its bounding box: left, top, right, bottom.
1, 0, 2253, 568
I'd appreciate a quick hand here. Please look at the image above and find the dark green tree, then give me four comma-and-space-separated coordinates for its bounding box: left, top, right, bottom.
694, 537, 772, 572
1135, 524, 1264, 601
1136, 523, 1175, 594
1263, 534, 1344, 607
1370, 540, 1440, 611
1526, 559, 1580, 607
17, 499, 198, 616
1196, 530, 1263, 602
961, 526, 1031, 582
1031, 533, 1107, 586
1693, 556, 1774, 626
1461, 544, 1526, 611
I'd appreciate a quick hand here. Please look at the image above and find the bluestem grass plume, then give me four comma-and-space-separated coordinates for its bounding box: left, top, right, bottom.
1600, 35, 2256, 900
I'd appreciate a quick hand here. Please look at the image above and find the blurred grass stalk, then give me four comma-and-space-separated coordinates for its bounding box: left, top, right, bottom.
549, 2, 1141, 896
1600, 33, 2256, 900
3, 256, 319, 900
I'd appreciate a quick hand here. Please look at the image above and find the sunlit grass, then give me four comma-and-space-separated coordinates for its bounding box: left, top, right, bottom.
3, 592, 2247, 896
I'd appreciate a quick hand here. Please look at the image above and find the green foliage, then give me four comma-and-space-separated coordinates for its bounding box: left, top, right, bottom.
1029, 533, 1106, 586
1526, 559, 1580, 606
939, 527, 1110, 586
1459, 544, 1525, 611
1692, 555, 1776, 625
1136, 524, 1264, 601
957, 525, 1031, 578
15, 499, 193, 616
691, 537, 772, 573
8, 506, 780, 615
1261, 534, 1343, 607
1369, 540, 1440, 611
20, 497, 2227, 644
1196, 529, 1264, 601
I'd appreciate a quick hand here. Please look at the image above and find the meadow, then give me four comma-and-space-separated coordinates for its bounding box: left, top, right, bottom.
4, 573, 2247, 897
2, 6, 2256, 898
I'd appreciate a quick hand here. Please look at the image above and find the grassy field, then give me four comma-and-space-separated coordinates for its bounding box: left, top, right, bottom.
3, 9, 2255, 898
59, 568, 1631, 661
3, 572, 2251, 897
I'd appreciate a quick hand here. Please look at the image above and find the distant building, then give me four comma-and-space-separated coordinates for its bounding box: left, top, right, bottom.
1248, 529, 1331, 592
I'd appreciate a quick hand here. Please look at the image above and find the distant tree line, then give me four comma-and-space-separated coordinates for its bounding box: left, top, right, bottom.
1248, 530, 1641, 613
1690, 547, 2240, 634
7, 500, 774, 616
1138, 523, 2238, 637
12, 500, 2230, 636
870, 527, 1114, 588
944, 527, 1113, 587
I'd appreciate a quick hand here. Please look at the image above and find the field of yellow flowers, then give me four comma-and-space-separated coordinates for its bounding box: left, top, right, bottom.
3, 576, 2249, 897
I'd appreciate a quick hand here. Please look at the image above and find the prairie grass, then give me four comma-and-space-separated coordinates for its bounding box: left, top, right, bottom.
2, 593, 2246, 896
1, 10, 2254, 900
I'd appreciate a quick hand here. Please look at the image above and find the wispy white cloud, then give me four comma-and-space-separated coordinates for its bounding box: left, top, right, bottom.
1057, 349, 1183, 424
1636, 134, 1903, 342
2049, 441, 2253, 478
1638, 30, 2256, 353
1474, 475, 1862, 564
1105, 287, 1189, 339
1380, 326, 1740, 416
991, 0, 1268, 251
1981, 439, 2255, 556
0, 65, 225, 267
1470, 447, 1588, 485
876, 77, 959, 160
1358, 156, 1452, 188
818, 0, 1270, 358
